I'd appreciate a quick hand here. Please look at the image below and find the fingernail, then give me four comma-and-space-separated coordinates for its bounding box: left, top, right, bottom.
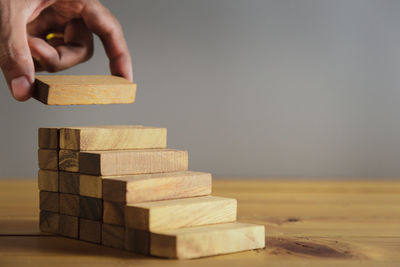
11, 76, 32, 101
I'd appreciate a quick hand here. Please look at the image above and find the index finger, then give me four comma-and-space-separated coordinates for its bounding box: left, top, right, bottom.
80, 1, 133, 81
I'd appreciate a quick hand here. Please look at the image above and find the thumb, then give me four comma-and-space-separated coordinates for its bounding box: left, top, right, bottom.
0, 21, 35, 101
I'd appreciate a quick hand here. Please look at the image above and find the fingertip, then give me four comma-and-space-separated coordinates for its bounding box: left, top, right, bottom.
11, 75, 33, 101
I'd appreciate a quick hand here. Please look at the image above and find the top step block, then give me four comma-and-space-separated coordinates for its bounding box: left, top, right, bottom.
33, 75, 136, 105
60, 125, 167, 151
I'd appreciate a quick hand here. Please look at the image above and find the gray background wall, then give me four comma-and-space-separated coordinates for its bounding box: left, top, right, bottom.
1, 0, 400, 178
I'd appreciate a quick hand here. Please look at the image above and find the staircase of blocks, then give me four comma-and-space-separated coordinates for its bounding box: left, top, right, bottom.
38, 125, 265, 259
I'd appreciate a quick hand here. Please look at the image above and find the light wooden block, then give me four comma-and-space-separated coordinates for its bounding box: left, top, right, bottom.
80, 174, 102, 198
60, 125, 166, 151
103, 171, 212, 204
59, 171, 79, 194
80, 196, 103, 221
79, 219, 102, 244
103, 201, 125, 226
39, 211, 59, 234
59, 193, 79, 216
38, 170, 58, 192
59, 150, 79, 172
38, 127, 59, 149
38, 149, 58, 170
79, 149, 188, 176
39, 191, 59, 212
33, 75, 136, 105
125, 196, 237, 231
125, 228, 150, 255
102, 224, 125, 249
59, 215, 79, 239
150, 223, 265, 259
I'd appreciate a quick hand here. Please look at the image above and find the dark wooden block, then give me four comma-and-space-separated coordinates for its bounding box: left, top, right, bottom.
59, 214, 79, 239
39, 210, 59, 234
39, 191, 59, 212
59, 171, 79, 194
38, 149, 58, 171
80, 196, 103, 221
125, 228, 150, 255
59, 193, 80, 216
102, 224, 124, 249
38, 127, 59, 149
79, 218, 102, 244
103, 201, 124, 226
59, 150, 79, 172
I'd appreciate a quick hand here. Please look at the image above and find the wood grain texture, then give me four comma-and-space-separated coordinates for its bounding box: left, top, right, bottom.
79, 149, 188, 176
33, 75, 136, 105
59, 171, 80, 194
102, 171, 212, 204
60, 125, 167, 151
80, 174, 102, 198
39, 191, 59, 212
39, 210, 59, 234
59, 193, 80, 216
38, 127, 59, 149
59, 215, 79, 239
125, 196, 237, 230
150, 222, 265, 259
79, 218, 102, 244
38, 149, 58, 171
38, 170, 58, 192
59, 150, 79, 172
103, 201, 125, 226
80, 196, 103, 221
125, 228, 150, 255
101, 224, 125, 249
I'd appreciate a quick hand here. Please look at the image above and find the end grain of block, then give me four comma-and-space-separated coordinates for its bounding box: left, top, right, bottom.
59, 150, 79, 172
80, 196, 103, 221
59, 214, 79, 239
80, 174, 102, 198
125, 196, 237, 231
39, 191, 59, 212
150, 223, 265, 259
60, 125, 166, 151
102, 224, 125, 249
125, 228, 150, 255
38, 149, 58, 170
39, 211, 59, 234
38, 170, 58, 192
38, 127, 59, 149
59, 171, 79, 194
59, 193, 80, 216
79, 218, 102, 244
103, 201, 125, 226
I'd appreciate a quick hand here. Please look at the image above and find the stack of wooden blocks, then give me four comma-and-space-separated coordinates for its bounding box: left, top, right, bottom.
38, 125, 265, 259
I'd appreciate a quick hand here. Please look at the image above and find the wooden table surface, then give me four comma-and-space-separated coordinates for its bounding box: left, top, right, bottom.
0, 179, 399, 266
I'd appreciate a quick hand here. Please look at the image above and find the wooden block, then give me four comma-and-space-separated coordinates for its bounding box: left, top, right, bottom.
125, 196, 237, 231
79, 219, 102, 244
59, 215, 79, 239
33, 75, 136, 105
39, 191, 59, 212
103, 201, 125, 226
38, 170, 58, 192
39, 211, 59, 234
125, 228, 150, 255
60, 125, 166, 151
59, 193, 80, 216
102, 224, 125, 249
80, 196, 103, 221
80, 174, 102, 198
150, 222, 265, 259
38, 127, 59, 149
80, 149, 188, 176
103, 171, 212, 204
59, 150, 79, 172
59, 171, 79, 194
38, 149, 58, 170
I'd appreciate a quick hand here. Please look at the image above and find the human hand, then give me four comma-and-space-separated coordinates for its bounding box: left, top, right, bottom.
0, 0, 132, 101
